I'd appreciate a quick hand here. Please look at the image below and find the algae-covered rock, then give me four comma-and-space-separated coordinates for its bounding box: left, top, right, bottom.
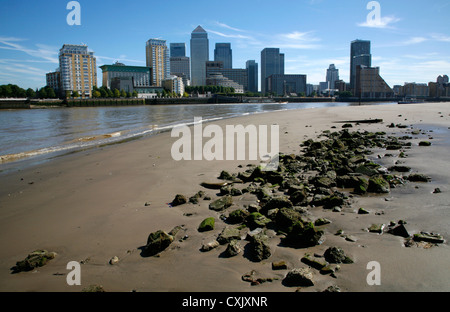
12, 250, 57, 273
217, 226, 241, 245
283, 221, 325, 248
198, 217, 215, 232
324, 247, 353, 264
262, 196, 293, 212
368, 176, 390, 193
246, 212, 271, 229
209, 195, 233, 211
275, 208, 305, 233
413, 232, 444, 244
227, 209, 249, 224
143, 230, 174, 256
82, 284, 106, 292
353, 177, 369, 195
189, 191, 205, 204
301, 254, 328, 270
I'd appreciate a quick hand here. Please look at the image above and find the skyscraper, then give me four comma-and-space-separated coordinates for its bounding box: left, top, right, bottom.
190, 26, 209, 86
59, 44, 97, 98
246, 60, 258, 93
326, 64, 339, 90
261, 48, 284, 95
350, 40, 371, 92
214, 43, 232, 69
146, 39, 170, 87
170, 43, 186, 57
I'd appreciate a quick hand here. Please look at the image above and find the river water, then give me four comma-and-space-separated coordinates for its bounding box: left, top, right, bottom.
0, 101, 395, 172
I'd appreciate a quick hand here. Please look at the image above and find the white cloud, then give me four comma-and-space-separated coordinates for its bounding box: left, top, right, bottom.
96, 55, 145, 66
402, 37, 428, 45
0, 37, 58, 63
358, 15, 401, 29
431, 33, 450, 42
215, 22, 245, 32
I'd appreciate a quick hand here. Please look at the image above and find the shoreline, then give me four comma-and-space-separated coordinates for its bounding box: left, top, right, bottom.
0, 101, 394, 174
0, 103, 449, 292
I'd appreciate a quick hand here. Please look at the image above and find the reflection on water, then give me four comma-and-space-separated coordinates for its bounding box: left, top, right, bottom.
0, 101, 396, 168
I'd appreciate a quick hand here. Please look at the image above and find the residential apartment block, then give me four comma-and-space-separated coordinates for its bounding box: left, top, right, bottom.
59, 44, 97, 97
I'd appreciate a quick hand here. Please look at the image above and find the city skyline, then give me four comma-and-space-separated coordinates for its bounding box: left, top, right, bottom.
0, 0, 449, 90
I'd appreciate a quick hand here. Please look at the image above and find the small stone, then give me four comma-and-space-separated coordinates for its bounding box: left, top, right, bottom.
419, 141, 432, 147
358, 208, 370, 215
368, 224, 385, 234
248, 232, 271, 262
109, 256, 119, 265
171, 194, 187, 207
323, 285, 341, 292
283, 268, 314, 287
433, 188, 441, 194
314, 218, 332, 226
344, 235, 358, 242
413, 232, 444, 244
272, 261, 288, 270
301, 254, 327, 270
143, 230, 174, 257
224, 240, 242, 257
387, 224, 410, 238
82, 284, 105, 292
201, 240, 220, 252
209, 195, 233, 211
407, 174, 431, 182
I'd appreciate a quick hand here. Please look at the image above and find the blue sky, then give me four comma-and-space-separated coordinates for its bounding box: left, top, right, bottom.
0, 0, 449, 90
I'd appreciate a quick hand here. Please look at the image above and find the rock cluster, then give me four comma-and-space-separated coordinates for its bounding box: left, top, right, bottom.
153, 127, 444, 290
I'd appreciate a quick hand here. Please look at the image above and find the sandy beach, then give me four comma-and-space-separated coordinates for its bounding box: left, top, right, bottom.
0, 102, 449, 293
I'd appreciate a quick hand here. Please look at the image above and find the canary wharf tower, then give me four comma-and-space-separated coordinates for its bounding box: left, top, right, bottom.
190, 26, 209, 86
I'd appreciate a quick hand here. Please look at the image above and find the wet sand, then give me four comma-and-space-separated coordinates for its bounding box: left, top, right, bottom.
0, 102, 449, 292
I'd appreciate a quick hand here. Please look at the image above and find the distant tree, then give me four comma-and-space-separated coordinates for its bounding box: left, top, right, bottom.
126, 91, 131, 98
120, 89, 127, 98
337, 91, 353, 98
107, 89, 114, 98
113, 89, 120, 98
183, 91, 189, 98
0, 85, 13, 98
93, 90, 101, 98
46, 87, 56, 99
39, 88, 48, 99
132, 90, 138, 98
71, 91, 80, 98
26, 88, 36, 99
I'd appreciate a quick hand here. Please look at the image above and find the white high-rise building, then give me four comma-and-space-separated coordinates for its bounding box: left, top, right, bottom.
326, 64, 339, 90
59, 44, 97, 97
146, 39, 170, 87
